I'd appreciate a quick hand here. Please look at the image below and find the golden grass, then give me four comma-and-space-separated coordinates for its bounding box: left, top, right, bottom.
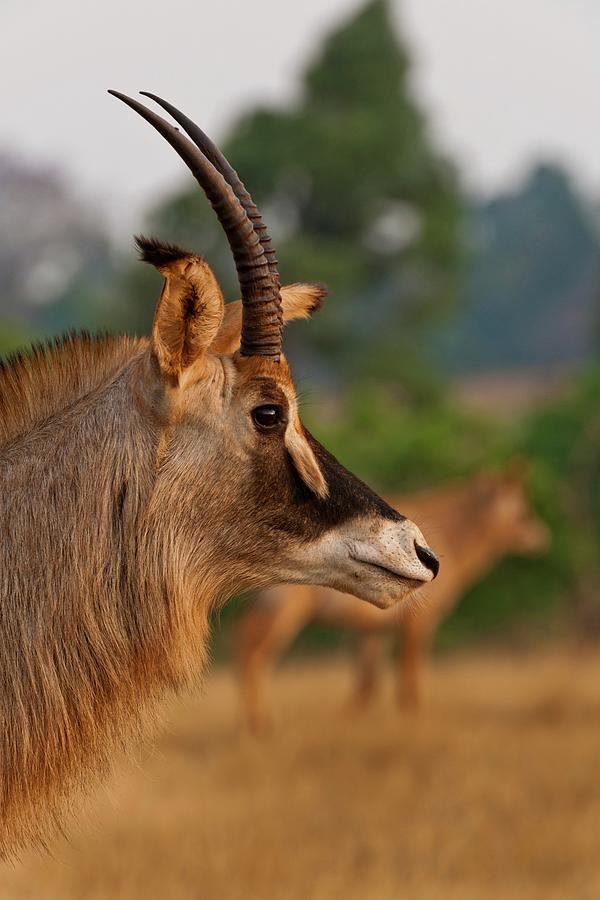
2, 647, 600, 900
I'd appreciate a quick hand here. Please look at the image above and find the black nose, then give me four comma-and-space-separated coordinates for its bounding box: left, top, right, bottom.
414, 542, 439, 579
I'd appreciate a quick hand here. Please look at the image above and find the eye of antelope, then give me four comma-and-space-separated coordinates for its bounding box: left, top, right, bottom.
251, 404, 285, 432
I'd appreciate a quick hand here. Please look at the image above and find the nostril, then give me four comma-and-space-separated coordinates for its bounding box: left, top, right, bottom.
414, 542, 439, 579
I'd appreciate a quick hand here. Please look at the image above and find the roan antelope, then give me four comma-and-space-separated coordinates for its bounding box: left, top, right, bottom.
0, 92, 438, 857
237, 463, 549, 731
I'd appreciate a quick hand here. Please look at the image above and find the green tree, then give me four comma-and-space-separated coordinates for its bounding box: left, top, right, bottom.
140, 0, 462, 392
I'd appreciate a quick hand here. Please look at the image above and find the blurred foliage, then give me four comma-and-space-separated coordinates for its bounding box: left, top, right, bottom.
303, 385, 505, 492
0, 151, 114, 350
0, 319, 39, 355
434, 164, 600, 373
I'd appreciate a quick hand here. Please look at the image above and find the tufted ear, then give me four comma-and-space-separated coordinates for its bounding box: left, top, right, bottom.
138, 236, 224, 381
210, 282, 328, 355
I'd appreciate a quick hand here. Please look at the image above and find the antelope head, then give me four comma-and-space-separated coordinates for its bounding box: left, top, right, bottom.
475, 461, 550, 558
111, 92, 439, 610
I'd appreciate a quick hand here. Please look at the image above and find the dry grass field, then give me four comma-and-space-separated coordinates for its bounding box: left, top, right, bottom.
1, 647, 600, 900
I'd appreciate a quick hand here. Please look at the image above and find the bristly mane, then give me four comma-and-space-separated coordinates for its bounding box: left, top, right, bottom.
0, 332, 146, 448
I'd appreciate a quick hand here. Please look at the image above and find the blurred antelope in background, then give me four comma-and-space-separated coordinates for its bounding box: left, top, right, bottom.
238, 463, 549, 731
0, 92, 439, 857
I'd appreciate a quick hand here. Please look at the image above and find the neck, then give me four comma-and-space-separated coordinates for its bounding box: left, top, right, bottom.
0, 355, 211, 857
441, 489, 509, 590
447, 519, 506, 592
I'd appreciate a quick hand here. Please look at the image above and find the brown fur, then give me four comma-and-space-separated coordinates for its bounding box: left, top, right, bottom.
237, 465, 550, 730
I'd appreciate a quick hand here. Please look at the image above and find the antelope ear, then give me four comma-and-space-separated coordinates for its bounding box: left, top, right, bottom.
138, 236, 224, 381
210, 282, 328, 355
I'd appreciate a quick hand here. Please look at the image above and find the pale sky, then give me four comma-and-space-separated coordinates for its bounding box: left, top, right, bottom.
1, 0, 599, 233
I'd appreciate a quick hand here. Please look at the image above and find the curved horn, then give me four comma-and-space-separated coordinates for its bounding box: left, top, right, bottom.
139, 92, 279, 287
108, 90, 283, 360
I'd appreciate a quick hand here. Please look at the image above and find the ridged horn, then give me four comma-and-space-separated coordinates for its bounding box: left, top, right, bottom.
139, 92, 280, 288
108, 90, 283, 360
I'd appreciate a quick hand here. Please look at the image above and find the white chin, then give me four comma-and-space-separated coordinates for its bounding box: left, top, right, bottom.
329, 572, 418, 609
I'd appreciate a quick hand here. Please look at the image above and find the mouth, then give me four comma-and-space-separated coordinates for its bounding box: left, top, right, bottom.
349, 556, 425, 589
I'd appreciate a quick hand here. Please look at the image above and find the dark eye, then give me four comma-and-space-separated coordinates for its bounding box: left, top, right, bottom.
251, 404, 284, 431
